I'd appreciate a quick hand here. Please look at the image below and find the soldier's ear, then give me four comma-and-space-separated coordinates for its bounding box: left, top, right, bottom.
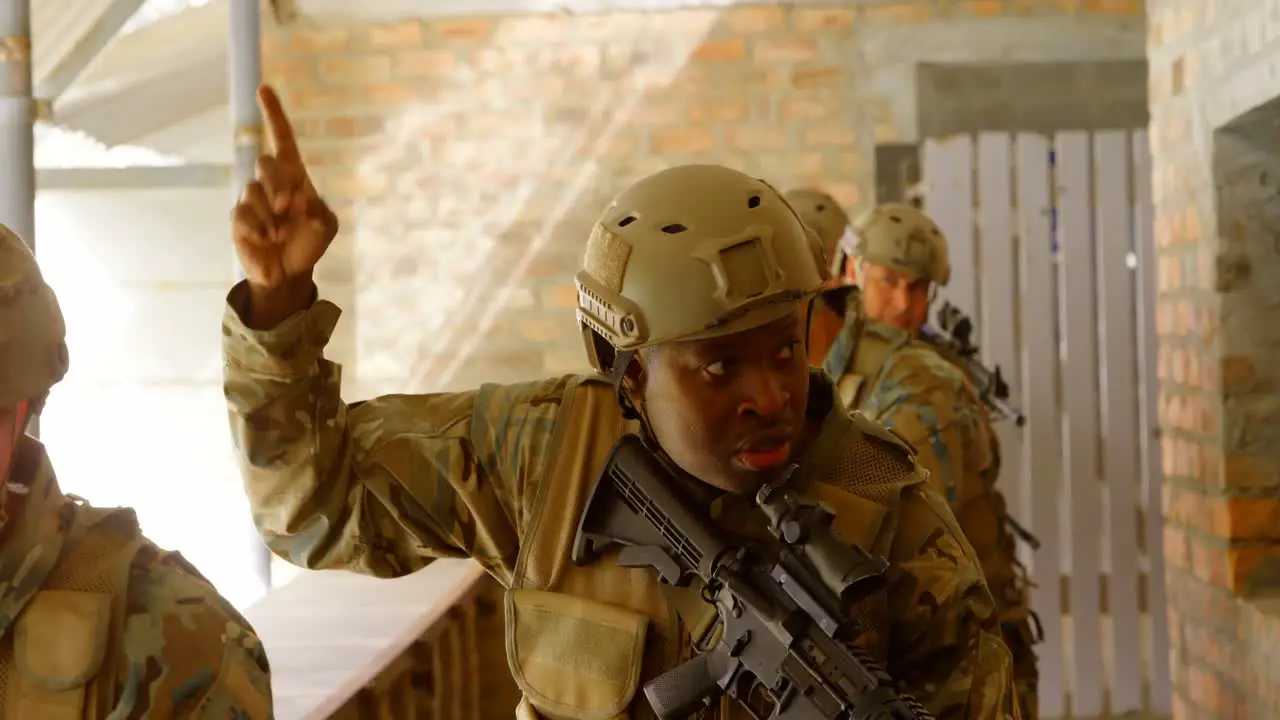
621, 349, 649, 403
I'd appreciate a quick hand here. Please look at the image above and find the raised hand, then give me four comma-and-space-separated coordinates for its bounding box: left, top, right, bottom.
232, 84, 338, 327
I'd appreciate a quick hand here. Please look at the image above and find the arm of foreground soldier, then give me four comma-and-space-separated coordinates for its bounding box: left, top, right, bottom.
883, 484, 1021, 719
223, 287, 579, 582
223, 84, 573, 582
115, 546, 273, 718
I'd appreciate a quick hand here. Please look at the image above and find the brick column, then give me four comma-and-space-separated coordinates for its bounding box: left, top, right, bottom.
1148, 0, 1280, 717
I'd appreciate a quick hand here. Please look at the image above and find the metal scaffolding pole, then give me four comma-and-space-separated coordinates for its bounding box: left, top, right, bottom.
229, 0, 273, 598
0, 0, 34, 248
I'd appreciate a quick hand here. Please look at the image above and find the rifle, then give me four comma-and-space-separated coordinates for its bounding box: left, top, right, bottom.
572, 433, 936, 720
920, 302, 1026, 427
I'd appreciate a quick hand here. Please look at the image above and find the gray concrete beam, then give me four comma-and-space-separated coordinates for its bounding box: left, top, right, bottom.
37, 163, 232, 190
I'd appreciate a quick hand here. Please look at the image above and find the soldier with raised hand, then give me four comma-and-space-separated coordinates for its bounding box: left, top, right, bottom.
0, 226, 273, 718
811, 199, 1040, 720
226, 84, 1021, 719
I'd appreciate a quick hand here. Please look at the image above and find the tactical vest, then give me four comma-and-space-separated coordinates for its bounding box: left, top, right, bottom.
503, 376, 921, 720
0, 499, 144, 719
819, 306, 914, 411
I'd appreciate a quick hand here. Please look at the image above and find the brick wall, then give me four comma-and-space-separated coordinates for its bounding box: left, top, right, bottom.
1148, 0, 1280, 717
260, 1, 1143, 398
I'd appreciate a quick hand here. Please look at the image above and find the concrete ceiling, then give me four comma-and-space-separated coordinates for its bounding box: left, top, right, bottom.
37, 0, 784, 154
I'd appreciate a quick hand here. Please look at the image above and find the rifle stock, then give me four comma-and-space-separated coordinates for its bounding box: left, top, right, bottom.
923, 301, 1026, 427
572, 434, 935, 720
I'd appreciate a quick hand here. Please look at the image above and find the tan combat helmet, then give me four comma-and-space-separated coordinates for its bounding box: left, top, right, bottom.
576, 164, 829, 376
0, 224, 69, 413
846, 203, 951, 286
784, 188, 850, 270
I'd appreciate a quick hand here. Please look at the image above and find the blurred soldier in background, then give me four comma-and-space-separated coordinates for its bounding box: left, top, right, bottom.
0, 225, 273, 719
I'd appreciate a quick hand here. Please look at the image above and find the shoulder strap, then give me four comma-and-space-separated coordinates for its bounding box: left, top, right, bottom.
513, 375, 633, 591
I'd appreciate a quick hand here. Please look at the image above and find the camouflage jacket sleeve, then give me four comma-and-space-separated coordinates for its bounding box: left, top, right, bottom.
115, 545, 273, 718
884, 483, 1020, 719
222, 282, 577, 584
862, 346, 991, 504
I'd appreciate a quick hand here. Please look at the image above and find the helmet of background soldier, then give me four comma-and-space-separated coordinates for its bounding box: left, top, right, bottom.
784, 188, 851, 265
844, 203, 951, 286
0, 224, 69, 415
576, 164, 829, 374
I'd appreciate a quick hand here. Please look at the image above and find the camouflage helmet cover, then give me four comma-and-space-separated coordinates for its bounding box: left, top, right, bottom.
846, 203, 951, 286
576, 164, 829, 373
0, 224, 69, 408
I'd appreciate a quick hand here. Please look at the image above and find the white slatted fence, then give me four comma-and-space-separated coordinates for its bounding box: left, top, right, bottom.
919, 131, 1172, 719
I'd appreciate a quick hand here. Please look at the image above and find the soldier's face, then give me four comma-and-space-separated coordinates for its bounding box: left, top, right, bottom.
631, 308, 810, 495
853, 261, 931, 331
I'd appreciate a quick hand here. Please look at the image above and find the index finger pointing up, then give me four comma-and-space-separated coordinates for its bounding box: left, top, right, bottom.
258, 84, 301, 164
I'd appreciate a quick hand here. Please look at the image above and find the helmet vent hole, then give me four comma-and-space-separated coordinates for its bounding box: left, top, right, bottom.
747, 195, 761, 209
661, 223, 687, 234
816, 204, 826, 212
618, 216, 637, 227
889, 215, 902, 223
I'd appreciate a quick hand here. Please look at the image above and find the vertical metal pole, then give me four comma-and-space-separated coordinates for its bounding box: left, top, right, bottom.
0, 0, 33, 245
1, 1, 37, 437
229, 0, 272, 600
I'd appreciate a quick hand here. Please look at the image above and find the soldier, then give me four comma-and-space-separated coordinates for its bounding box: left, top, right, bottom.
783, 188, 856, 367
0, 225, 273, 718
225, 84, 1021, 719
819, 202, 1040, 719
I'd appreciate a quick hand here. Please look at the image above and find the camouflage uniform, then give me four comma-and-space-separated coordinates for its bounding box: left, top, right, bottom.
0, 225, 273, 719
225, 165, 1020, 719
816, 203, 1040, 719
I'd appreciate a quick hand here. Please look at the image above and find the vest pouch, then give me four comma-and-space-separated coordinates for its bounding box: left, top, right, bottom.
13, 589, 112, 720
506, 587, 650, 720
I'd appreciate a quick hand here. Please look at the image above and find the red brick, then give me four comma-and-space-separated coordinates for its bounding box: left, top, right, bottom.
961, 0, 1006, 17
432, 18, 495, 43
690, 39, 746, 63
792, 8, 856, 32
1228, 545, 1280, 594
752, 36, 819, 64
650, 127, 717, 154
790, 66, 844, 90
367, 21, 423, 49
723, 6, 786, 34
686, 99, 750, 123
287, 27, 350, 54
1082, 0, 1143, 14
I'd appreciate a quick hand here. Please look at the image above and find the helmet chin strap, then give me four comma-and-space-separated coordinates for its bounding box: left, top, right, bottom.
607, 349, 668, 455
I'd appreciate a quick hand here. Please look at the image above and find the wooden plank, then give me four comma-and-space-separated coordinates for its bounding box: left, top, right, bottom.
1132, 129, 1173, 714
1093, 130, 1145, 713
922, 135, 979, 322
242, 559, 488, 720
1015, 133, 1065, 718
974, 132, 1028, 540
1054, 131, 1105, 715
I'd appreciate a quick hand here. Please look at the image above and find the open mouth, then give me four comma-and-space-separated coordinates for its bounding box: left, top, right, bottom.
735, 437, 793, 472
